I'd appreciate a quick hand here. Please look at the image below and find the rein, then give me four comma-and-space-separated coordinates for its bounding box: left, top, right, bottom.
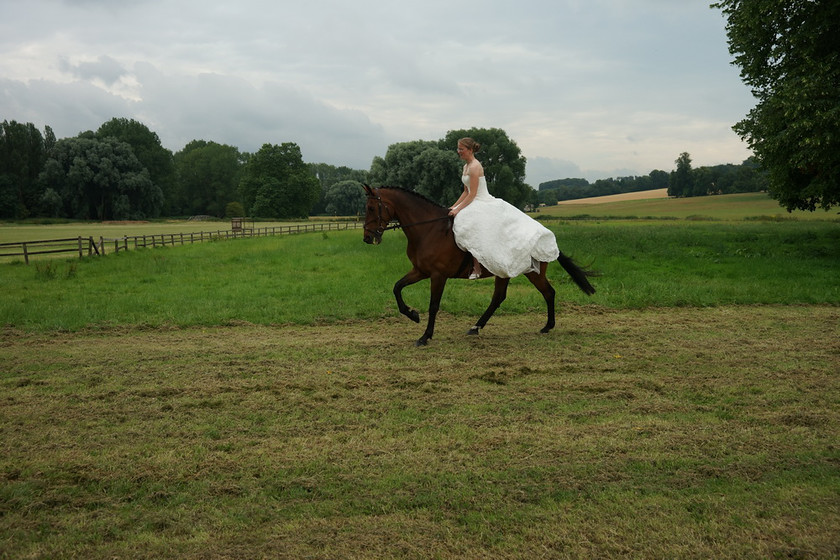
384, 215, 450, 231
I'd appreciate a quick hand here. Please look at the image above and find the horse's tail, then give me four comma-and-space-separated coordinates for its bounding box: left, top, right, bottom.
557, 251, 597, 295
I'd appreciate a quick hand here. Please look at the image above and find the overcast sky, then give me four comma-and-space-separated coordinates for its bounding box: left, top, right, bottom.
1, 0, 755, 186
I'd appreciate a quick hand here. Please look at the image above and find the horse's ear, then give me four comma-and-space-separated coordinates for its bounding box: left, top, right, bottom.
362, 184, 372, 195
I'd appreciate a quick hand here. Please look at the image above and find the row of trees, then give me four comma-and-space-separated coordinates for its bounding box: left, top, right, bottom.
536, 155, 767, 206
668, 153, 767, 198
0, 120, 533, 220
293, 127, 534, 216
0, 118, 358, 220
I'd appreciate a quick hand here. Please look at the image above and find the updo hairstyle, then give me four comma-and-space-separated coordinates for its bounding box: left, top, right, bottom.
458, 137, 481, 153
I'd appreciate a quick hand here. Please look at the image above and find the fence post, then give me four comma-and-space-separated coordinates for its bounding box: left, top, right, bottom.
22, 242, 29, 265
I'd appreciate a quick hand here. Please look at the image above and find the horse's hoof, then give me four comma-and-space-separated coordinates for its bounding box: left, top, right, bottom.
408, 310, 420, 323
467, 326, 480, 336
539, 326, 552, 334
415, 337, 429, 347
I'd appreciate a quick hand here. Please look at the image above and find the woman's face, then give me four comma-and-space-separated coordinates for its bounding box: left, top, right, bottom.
456, 143, 472, 160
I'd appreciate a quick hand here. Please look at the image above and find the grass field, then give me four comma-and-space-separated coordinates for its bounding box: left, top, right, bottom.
1, 193, 839, 558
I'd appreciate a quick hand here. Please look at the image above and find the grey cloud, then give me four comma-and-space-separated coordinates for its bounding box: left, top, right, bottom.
1, 0, 754, 180
59, 55, 128, 85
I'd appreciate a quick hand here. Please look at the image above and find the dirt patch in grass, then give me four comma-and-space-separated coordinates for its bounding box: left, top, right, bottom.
2, 305, 838, 558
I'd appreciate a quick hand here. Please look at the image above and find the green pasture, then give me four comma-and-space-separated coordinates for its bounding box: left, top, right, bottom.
1, 193, 839, 558
1, 219, 837, 331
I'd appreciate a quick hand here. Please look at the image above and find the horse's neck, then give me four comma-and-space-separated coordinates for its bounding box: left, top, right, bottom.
391, 192, 445, 223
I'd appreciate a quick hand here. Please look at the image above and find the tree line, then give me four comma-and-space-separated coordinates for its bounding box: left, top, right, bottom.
0, 118, 324, 221
0, 120, 535, 220
536, 156, 767, 206
667, 153, 767, 198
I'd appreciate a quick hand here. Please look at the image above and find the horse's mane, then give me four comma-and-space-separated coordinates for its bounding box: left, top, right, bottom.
378, 186, 447, 210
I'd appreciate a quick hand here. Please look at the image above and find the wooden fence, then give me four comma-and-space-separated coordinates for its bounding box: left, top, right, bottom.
0, 221, 363, 264
0, 237, 102, 264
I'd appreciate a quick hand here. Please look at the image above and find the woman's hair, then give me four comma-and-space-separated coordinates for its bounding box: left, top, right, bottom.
458, 137, 481, 153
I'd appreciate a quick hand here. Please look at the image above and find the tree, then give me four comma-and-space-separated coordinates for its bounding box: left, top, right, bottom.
97, 118, 176, 211
368, 140, 439, 189
369, 128, 532, 208
225, 201, 245, 218
440, 128, 531, 208
648, 170, 670, 190
669, 152, 694, 197
239, 143, 320, 219
308, 163, 369, 215
324, 180, 366, 216
712, 0, 840, 211
39, 136, 163, 220
413, 147, 462, 204
173, 140, 244, 217
0, 120, 49, 218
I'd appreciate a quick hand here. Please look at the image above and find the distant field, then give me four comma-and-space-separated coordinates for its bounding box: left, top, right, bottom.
556, 188, 670, 205
541, 191, 839, 221
0, 218, 337, 245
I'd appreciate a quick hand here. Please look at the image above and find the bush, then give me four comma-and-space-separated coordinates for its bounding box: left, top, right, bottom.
225, 202, 245, 218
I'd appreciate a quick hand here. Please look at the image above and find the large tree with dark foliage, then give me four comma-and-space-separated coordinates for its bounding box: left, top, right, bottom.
369, 128, 531, 209
0, 120, 53, 218
668, 152, 694, 198
309, 163, 369, 215
97, 118, 175, 212
40, 136, 163, 220
440, 128, 531, 208
173, 140, 244, 217
239, 143, 320, 219
712, 0, 840, 211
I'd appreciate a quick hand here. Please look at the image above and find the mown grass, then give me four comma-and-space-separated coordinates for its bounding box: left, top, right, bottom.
2, 307, 838, 558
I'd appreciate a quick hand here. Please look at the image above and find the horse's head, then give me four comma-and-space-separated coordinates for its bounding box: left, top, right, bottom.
362, 185, 394, 245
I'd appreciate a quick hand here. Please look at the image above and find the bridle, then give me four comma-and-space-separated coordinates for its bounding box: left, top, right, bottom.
365, 192, 450, 240
364, 193, 398, 241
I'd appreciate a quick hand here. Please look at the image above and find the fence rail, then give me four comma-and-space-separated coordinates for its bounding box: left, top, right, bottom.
0, 221, 363, 264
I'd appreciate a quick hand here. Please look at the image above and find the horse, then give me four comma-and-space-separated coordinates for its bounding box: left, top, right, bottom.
362, 185, 596, 346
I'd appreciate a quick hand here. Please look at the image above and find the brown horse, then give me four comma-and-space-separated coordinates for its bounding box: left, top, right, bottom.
363, 185, 596, 346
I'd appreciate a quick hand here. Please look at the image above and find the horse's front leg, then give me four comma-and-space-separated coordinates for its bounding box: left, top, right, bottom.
468, 276, 510, 335
416, 274, 447, 347
394, 268, 428, 324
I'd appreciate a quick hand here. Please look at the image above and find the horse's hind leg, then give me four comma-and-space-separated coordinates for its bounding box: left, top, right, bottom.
468, 277, 510, 335
526, 264, 556, 333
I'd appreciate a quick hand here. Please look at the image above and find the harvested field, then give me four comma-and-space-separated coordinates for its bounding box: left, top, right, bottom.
2, 305, 838, 558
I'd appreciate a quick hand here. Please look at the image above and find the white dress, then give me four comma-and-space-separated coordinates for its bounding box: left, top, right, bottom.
452, 175, 560, 278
